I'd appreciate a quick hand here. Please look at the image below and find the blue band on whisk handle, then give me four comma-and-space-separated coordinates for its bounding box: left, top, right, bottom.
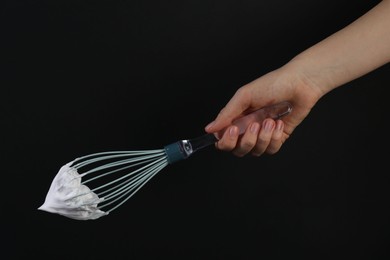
164, 142, 187, 164
164, 134, 218, 164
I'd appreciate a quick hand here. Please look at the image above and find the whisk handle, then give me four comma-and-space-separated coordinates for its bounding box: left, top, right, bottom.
229, 100, 292, 136
189, 133, 218, 152
190, 100, 292, 151
164, 101, 292, 164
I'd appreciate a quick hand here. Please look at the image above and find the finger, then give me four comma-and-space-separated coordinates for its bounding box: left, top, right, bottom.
251, 118, 275, 157
265, 120, 284, 155
232, 122, 260, 157
215, 126, 239, 151
205, 88, 251, 133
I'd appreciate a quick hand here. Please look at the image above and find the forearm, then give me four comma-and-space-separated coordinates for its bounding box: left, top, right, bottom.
288, 0, 390, 96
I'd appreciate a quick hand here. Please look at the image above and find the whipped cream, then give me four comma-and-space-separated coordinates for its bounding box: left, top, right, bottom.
38, 161, 107, 220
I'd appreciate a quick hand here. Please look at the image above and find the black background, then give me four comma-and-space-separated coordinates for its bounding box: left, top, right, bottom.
2, 0, 389, 259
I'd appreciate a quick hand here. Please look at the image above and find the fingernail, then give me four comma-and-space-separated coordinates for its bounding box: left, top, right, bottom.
229, 126, 238, 137
276, 120, 284, 131
205, 121, 215, 131
250, 123, 259, 133
263, 120, 274, 132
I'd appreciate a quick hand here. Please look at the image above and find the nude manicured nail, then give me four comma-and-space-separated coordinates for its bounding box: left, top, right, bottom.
276, 121, 284, 131
264, 120, 274, 131
229, 126, 238, 137
250, 123, 260, 133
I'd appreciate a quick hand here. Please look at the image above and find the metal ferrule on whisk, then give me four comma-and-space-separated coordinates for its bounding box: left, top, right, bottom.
164, 140, 192, 164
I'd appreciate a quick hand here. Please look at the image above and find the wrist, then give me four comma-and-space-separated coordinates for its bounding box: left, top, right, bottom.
286, 53, 339, 98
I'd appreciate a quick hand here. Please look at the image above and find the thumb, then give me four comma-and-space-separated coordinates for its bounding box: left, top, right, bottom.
204, 89, 251, 133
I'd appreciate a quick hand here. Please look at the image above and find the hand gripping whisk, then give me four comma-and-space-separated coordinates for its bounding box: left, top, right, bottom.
38, 101, 292, 220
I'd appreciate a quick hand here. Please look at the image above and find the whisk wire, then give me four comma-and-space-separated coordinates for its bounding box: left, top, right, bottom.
72, 150, 164, 169
80, 154, 164, 184
61, 150, 168, 214
98, 157, 168, 213
94, 155, 167, 196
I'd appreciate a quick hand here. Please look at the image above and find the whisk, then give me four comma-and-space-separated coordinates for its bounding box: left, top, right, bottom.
38, 101, 292, 220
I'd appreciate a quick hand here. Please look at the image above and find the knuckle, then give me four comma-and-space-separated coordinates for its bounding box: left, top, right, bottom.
216, 140, 234, 151
217, 106, 227, 117
241, 139, 255, 150
234, 87, 245, 96
266, 141, 283, 155
251, 152, 262, 157
256, 137, 268, 146
266, 147, 278, 155
235, 86, 250, 98
252, 143, 266, 156
233, 150, 245, 157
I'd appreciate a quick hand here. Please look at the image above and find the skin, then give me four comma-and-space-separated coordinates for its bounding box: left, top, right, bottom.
205, 0, 390, 157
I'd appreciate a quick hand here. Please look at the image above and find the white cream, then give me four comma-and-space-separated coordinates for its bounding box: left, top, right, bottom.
38, 161, 108, 220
